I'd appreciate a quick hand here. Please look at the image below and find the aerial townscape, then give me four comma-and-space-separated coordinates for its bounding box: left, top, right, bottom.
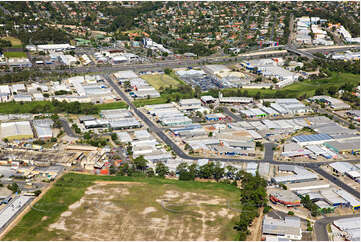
0, 1, 360, 241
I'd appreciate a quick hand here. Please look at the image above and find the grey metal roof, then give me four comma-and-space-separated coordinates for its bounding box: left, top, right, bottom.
293, 133, 332, 143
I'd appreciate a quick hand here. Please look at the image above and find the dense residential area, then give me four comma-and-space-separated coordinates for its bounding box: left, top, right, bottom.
0, 1, 359, 242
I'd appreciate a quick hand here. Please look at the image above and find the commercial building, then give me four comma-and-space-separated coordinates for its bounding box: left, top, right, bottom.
333, 217, 360, 241
292, 134, 333, 146
32, 119, 54, 139
309, 96, 351, 110
100, 109, 133, 120
262, 216, 302, 240
0, 121, 34, 140
320, 189, 348, 207
115, 132, 132, 143
205, 113, 227, 121
170, 124, 206, 138
218, 95, 253, 105
334, 189, 360, 211
272, 165, 318, 184
178, 99, 202, 111
204, 64, 231, 76
36, 44, 74, 52
113, 70, 138, 81
269, 189, 301, 207
324, 138, 360, 155
328, 162, 359, 176
7, 58, 32, 68
109, 118, 141, 130
286, 180, 330, 192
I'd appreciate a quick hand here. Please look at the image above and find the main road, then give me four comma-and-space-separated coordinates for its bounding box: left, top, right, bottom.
105, 73, 360, 198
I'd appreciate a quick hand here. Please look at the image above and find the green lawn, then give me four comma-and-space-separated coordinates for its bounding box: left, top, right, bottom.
133, 96, 170, 107
221, 72, 360, 99
4, 51, 27, 58
4, 173, 241, 241
0, 101, 97, 115
0, 101, 51, 114
140, 74, 180, 90
95, 101, 128, 110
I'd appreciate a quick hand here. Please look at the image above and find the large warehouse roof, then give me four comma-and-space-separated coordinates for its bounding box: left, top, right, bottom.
293, 133, 333, 143
0, 121, 33, 140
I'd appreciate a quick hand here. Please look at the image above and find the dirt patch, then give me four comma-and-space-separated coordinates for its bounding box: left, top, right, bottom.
61, 211, 72, 217
47, 182, 239, 241
142, 207, 157, 215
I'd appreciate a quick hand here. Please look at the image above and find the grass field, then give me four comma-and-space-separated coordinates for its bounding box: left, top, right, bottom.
1, 36, 22, 47
133, 96, 171, 107
140, 74, 181, 90
4, 173, 241, 241
95, 101, 129, 110
221, 72, 360, 99
3, 52, 27, 58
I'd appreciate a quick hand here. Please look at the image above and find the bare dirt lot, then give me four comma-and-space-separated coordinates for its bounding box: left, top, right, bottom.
47, 181, 240, 241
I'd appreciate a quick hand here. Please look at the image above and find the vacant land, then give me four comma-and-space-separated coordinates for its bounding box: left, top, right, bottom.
4, 173, 241, 241
1, 36, 22, 47
219, 72, 360, 99
141, 74, 180, 90
4, 51, 27, 58
95, 101, 129, 110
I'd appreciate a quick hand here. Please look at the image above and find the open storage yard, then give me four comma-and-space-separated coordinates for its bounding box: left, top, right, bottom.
4, 173, 241, 241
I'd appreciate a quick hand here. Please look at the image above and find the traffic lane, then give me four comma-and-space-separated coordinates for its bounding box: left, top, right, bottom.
223, 107, 242, 121
264, 143, 274, 161
59, 118, 77, 138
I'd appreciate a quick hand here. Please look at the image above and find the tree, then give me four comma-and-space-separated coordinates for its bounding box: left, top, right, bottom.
208, 132, 213, 137
109, 164, 117, 175
164, 68, 171, 75
7, 182, 20, 193
214, 162, 225, 182
263, 101, 271, 107
123, 80, 131, 89
155, 162, 169, 178
111, 133, 118, 141
146, 167, 155, 177
328, 86, 338, 96
226, 165, 237, 180
133, 156, 147, 172
199, 162, 215, 179
126, 142, 133, 156
315, 87, 325, 96
34, 190, 42, 197
119, 163, 132, 176
288, 211, 295, 216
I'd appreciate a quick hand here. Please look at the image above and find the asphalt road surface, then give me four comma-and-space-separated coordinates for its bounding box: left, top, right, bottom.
314, 214, 359, 241
223, 107, 242, 122
59, 118, 78, 138
263, 143, 275, 162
